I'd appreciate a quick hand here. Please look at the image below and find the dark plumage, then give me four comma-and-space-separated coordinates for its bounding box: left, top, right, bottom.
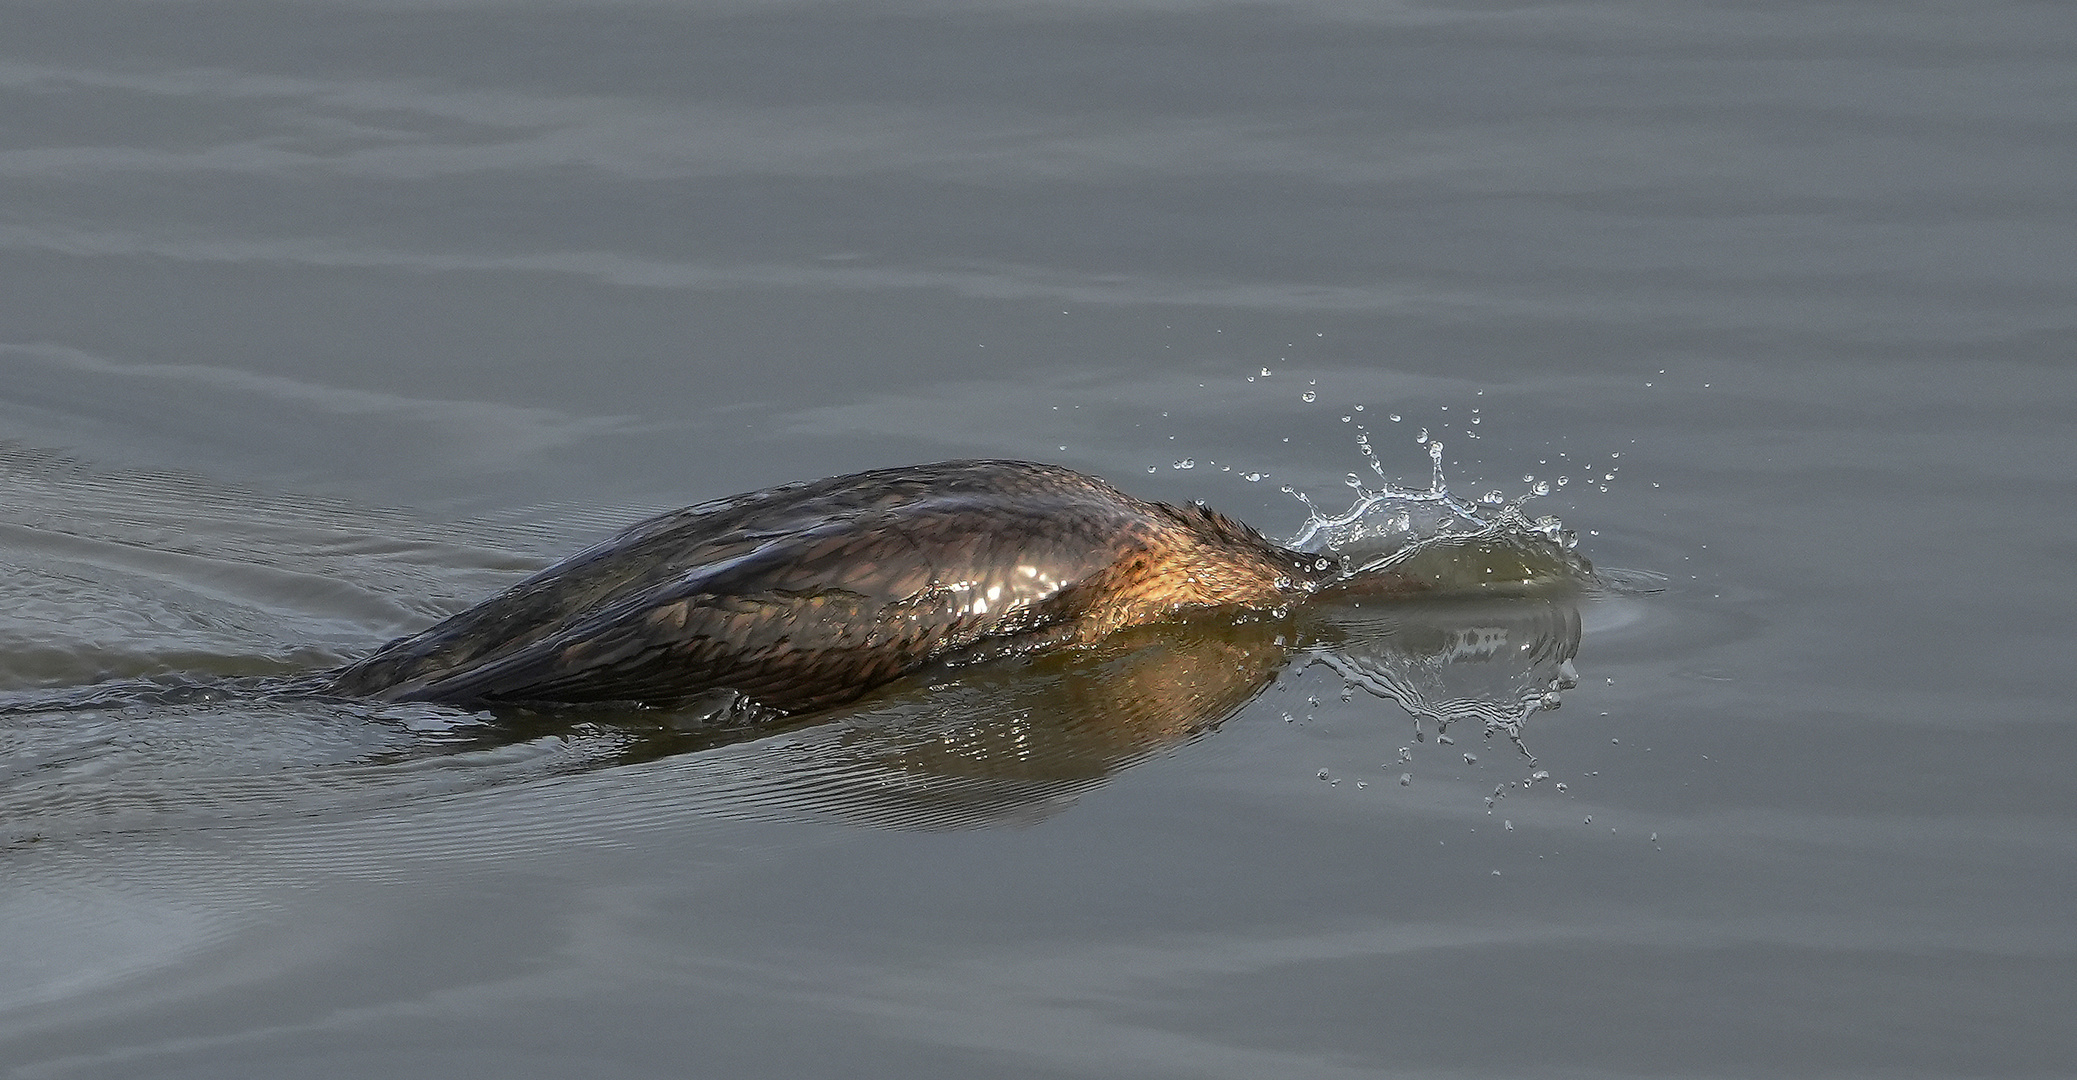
326, 460, 1422, 713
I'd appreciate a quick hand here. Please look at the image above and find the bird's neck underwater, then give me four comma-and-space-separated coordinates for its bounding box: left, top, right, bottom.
1057, 502, 1324, 634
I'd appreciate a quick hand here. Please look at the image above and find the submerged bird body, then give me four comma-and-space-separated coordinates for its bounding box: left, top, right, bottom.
328, 460, 1412, 713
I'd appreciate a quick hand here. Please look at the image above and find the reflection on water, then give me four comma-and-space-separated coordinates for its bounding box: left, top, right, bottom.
2, 597, 1584, 846
1306, 595, 1580, 763
510, 593, 1582, 830
0, 443, 1587, 844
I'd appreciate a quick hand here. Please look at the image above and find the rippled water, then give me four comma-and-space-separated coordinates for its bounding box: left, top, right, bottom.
0, 444, 1592, 843
5, 1, 2075, 1077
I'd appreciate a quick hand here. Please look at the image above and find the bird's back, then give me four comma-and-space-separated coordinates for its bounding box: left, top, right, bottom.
326, 461, 1307, 712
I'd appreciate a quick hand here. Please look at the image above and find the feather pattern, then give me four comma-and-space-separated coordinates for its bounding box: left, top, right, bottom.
327, 460, 1347, 712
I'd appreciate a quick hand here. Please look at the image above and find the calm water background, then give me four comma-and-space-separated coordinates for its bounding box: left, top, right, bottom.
4, 1, 2075, 1076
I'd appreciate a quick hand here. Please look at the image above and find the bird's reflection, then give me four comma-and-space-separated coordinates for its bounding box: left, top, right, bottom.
0, 594, 1585, 849
482, 590, 1586, 828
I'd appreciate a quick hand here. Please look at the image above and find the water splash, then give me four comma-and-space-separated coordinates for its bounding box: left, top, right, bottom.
1276, 438, 1602, 767
1281, 437, 1592, 591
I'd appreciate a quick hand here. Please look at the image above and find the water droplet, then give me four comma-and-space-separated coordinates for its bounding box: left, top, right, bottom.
1554, 782, 1568, 792
1172, 458, 1195, 469
1260, 367, 1273, 377
1301, 390, 1318, 403
1146, 465, 1158, 473
1389, 413, 1402, 422
1398, 772, 1412, 786
1464, 753, 1477, 765
1317, 768, 1331, 781
1243, 472, 1262, 482
1583, 815, 1593, 825
1504, 819, 1514, 831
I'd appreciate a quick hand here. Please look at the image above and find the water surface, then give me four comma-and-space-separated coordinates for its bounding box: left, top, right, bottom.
3, 1, 2075, 1077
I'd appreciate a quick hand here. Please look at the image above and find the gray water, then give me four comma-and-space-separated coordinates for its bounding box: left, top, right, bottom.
3, 1, 2075, 1077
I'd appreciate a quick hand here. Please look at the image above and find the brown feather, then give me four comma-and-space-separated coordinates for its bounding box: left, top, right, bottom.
326, 460, 1407, 713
